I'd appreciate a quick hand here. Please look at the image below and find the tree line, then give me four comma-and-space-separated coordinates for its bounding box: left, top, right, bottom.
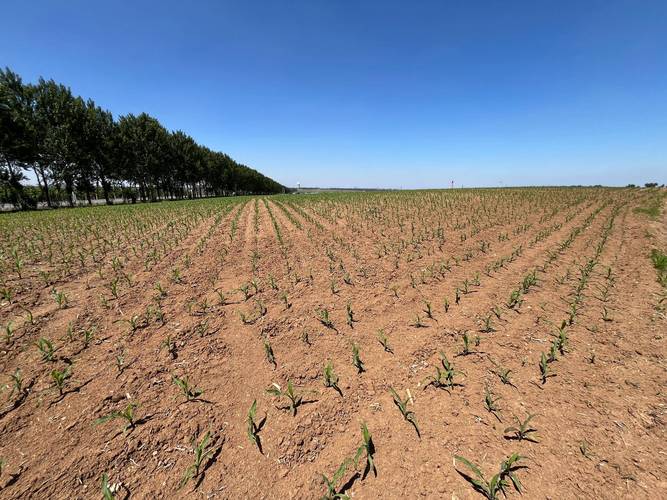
0, 67, 285, 209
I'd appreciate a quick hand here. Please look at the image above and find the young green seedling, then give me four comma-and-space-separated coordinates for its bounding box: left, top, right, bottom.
316, 308, 335, 329
323, 360, 342, 396
247, 400, 266, 452
547, 340, 559, 363
321, 459, 352, 500
354, 422, 377, 478
423, 301, 434, 320
493, 366, 516, 389
481, 315, 495, 333
389, 387, 420, 438
4, 322, 14, 345
52, 289, 68, 309
504, 413, 539, 443
346, 303, 355, 327
553, 323, 569, 355
484, 386, 502, 422
352, 344, 365, 373
173, 375, 203, 401
51, 366, 72, 396
454, 453, 526, 500
266, 380, 303, 416
264, 340, 276, 368
161, 335, 177, 359
8, 368, 22, 398
539, 352, 554, 384
377, 329, 393, 353
180, 431, 215, 489
301, 330, 311, 346
413, 314, 425, 328
95, 403, 138, 432
36, 337, 55, 362
101, 473, 115, 499
279, 291, 291, 309
461, 331, 472, 355
423, 353, 464, 392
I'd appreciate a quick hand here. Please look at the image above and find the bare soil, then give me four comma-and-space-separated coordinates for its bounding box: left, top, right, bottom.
0, 190, 665, 499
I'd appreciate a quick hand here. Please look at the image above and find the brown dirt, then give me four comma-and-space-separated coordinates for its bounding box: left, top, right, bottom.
0, 189, 665, 499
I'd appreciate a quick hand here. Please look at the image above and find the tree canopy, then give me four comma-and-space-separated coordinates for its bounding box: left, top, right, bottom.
0, 67, 285, 209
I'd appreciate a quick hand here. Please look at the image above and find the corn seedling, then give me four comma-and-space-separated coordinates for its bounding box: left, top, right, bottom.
173, 375, 203, 401
213, 289, 227, 306
264, 340, 276, 368
36, 337, 55, 362
266, 380, 303, 416
553, 323, 569, 355
154, 281, 167, 299
493, 366, 516, 388
18, 305, 34, 325
180, 431, 215, 489
115, 314, 143, 335
51, 366, 72, 396
82, 327, 95, 348
412, 314, 425, 328
52, 289, 68, 309
484, 386, 502, 421
321, 459, 352, 500
423, 353, 464, 392
95, 403, 138, 432
161, 335, 177, 359
504, 413, 539, 443
346, 303, 355, 327
101, 473, 115, 499
506, 289, 522, 310
323, 360, 342, 395
247, 400, 265, 452
461, 331, 472, 355
423, 301, 434, 319
239, 283, 251, 301
454, 453, 525, 500
4, 322, 14, 345
352, 344, 365, 373
279, 291, 291, 309
539, 352, 554, 384
301, 330, 311, 346
8, 368, 22, 398
481, 315, 495, 333
547, 340, 559, 363
354, 422, 377, 478
316, 308, 335, 329
389, 387, 420, 438
377, 329, 393, 353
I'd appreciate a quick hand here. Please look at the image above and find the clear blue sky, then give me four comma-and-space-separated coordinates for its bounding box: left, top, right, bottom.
3, 0, 666, 188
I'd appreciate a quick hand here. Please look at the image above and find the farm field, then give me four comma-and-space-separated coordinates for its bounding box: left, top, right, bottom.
0, 187, 665, 498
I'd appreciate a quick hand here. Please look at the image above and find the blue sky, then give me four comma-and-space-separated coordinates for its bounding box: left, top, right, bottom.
3, 0, 666, 187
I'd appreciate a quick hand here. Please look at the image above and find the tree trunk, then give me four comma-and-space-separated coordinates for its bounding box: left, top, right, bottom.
65, 176, 75, 207
101, 178, 113, 205
33, 166, 52, 207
